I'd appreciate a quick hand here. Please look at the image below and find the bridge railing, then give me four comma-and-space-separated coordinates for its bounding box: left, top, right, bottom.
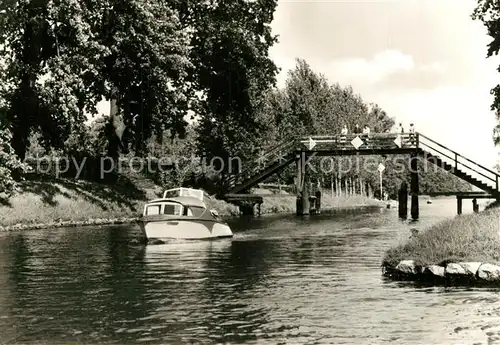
300, 133, 417, 150
223, 131, 500, 194
417, 132, 500, 192
224, 132, 417, 190
223, 137, 301, 189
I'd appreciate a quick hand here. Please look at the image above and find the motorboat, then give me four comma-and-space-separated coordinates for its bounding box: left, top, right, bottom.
139, 188, 233, 241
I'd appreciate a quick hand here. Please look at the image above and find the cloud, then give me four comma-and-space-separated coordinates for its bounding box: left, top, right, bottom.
326, 50, 415, 85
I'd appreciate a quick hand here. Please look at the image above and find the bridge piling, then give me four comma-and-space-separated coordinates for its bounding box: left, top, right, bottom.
302, 174, 310, 215
315, 189, 322, 214
473, 198, 479, 213
295, 151, 310, 216
398, 181, 408, 218
296, 154, 303, 215
410, 154, 419, 220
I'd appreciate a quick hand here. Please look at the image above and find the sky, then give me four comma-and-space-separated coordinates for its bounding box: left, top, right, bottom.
269, 0, 500, 168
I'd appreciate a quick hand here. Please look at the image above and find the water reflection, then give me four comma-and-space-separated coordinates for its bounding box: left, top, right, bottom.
142, 239, 275, 343
0, 228, 149, 343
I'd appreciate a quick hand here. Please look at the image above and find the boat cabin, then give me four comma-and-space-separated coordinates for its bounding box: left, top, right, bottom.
142, 196, 212, 218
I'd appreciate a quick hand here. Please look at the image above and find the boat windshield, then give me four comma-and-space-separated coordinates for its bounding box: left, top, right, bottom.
163, 203, 183, 215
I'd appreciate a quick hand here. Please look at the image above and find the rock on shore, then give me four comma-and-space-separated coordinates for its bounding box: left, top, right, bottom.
384, 260, 500, 284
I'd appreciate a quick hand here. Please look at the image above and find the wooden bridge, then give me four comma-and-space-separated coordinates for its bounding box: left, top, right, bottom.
220, 132, 500, 217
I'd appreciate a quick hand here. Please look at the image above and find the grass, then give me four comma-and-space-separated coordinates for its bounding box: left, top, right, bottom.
0, 177, 154, 227
383, 207, 500, 268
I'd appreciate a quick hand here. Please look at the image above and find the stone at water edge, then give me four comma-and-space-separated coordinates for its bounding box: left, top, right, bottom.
445, 263, 466, 275
424, 265, 445, 277
395, 260, 418, 274
478, 263, 500, 281
458, 262, 482, 276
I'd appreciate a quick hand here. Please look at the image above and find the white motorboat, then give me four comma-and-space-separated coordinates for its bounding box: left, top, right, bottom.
139, 188, 233, 241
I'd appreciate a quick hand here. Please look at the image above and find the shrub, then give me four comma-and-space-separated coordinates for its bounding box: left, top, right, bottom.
0, 128, 26, 196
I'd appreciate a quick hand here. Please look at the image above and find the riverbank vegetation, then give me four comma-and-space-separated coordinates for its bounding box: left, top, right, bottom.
383, 207, 500, 268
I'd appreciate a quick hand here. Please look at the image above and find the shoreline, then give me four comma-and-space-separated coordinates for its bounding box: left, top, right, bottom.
0, 199, 386, 232
0, 179, 386, 232
0, 202, 387, 233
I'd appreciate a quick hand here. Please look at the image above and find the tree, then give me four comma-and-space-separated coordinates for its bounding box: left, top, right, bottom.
0, 0, 192, 160
0, 127, 26, 196
183, 0, 279, 177
473, 2, 500, 146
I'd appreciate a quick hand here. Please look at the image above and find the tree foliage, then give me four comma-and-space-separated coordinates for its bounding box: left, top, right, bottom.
473, 1, 500, 145
182, 0, 279, 172
261, 59, 394, 144
0, 0, 192, 160
0, 127, 25, 195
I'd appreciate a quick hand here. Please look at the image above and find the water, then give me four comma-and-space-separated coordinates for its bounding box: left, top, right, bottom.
0, 197, 498, 344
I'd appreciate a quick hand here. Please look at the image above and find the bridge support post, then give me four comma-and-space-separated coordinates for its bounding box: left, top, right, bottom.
295, 151, 310, 215
398, 181, 408, 219
472, 198, 479, 213
457, 196, 463, 215
315, 189, 322, 214
410, 154, 419, 220
296, 153, 303, 215
302, 174, 310, 216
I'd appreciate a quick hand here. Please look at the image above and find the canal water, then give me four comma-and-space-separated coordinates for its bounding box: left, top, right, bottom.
0, 198, 499, 344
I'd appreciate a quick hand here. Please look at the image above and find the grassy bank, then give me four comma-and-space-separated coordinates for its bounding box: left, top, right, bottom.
0, 179, 384, 231
0, 178, 153, 229
383, 207, 500, 268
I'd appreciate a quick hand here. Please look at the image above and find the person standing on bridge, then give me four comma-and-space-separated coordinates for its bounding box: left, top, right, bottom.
409, 123, 416, 145
398, 123, 404, 134
362, 125, 371, 147
340, 124, 348, 146
354, 124, 361, 134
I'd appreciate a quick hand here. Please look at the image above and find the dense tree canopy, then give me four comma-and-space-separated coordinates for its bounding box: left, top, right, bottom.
187, 0, 279, 173
0, 0, 192, 160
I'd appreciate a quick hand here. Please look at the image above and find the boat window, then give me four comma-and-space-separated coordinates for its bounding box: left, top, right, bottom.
145, 205, 161, 216
188, 206, 206, 217
163, 203, 183, 215
164, 189, 180, 198
183, 189, 204, 200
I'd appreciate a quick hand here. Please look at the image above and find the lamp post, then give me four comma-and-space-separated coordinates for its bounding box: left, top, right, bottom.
378, 163, 385, 200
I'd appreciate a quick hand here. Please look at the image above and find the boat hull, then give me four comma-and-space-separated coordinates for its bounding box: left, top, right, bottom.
141, 219, 233, 240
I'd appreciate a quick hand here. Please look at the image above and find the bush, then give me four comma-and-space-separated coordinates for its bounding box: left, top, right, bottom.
0, 128, 26, 196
